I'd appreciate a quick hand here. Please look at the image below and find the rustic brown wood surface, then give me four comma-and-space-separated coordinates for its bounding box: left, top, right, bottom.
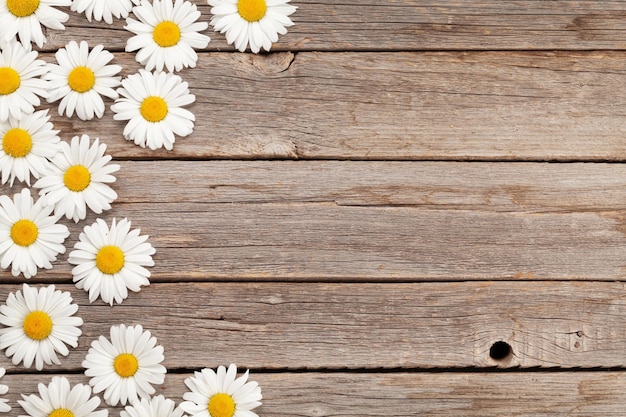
3, 1, 626, 416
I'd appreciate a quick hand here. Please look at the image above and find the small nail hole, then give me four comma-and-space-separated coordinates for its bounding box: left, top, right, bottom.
489, 341, 512, 360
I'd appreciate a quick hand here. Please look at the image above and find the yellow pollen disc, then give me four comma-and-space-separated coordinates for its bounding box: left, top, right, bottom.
63, 165, 91, 192
3, 128, 32, 158
23, 310, 52, 341
140, 96, 168, 122
237, 0, 267, 22
208, 393, 236, 417
68, 66, 96, 93
11, 219, 38, 247
0, 67, 20, 95
6, 0, 40, 17
113, 353, 138, 377
153, 21, 181, 47
96, 245, 125, 275
49, 409, 75, 417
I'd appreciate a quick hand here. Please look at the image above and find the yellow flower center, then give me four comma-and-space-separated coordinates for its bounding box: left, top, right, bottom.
3, 128, 32, 157
113, 353, 138, 377
6, 0, 39, 17
237, 0, 267, 22
63, 165, 91, 192
11, 219, 38, 247
153, 21, 181, 47
208, 393, 236, 417
0, 67, 20, 95
96, 245, 125, 275
23, 310, 52, 341
49, 409, 74, 417
68, 66, 96, 93
140, 96, 168, 122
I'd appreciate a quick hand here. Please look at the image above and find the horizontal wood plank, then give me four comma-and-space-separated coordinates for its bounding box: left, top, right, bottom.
4, 371, 626, 416
3, 161, 626, 281
41, 1, 626, 52
38, 51, 626, 161
1, 282, 626, 370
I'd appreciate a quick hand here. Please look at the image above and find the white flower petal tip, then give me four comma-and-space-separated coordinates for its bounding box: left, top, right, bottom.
0, 284, 83, 370
18, 376, 106, 417
71, 0, 141, 24
68, 217, 156, 306
126, 0, 210, 73
0, 0, 71, 48
83, 324, 166, 406
33, 134, 121, 223
0, 188, 70, 278
111, 70, 196, 151
180, 364, 262, 417
0, 40, 49, 121
208, 0, 297, 53
121, 395, 183, 417
0, 109, 61, 186
45, 40, 122, 121
0, 368, 9, 412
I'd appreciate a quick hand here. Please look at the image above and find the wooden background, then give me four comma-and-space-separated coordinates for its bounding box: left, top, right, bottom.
4, 1, 626, 415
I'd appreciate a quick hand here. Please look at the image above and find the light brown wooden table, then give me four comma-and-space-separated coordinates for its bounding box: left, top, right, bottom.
4, 1, 626, 415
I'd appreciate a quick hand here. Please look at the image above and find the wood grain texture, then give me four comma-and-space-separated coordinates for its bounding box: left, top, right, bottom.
37, 51, 626, 160
39, 1, 626, 52
1, 281, 625, 371
5, 371, 626, 417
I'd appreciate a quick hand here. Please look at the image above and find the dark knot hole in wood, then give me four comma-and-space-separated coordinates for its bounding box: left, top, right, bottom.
489, 341, 512, 361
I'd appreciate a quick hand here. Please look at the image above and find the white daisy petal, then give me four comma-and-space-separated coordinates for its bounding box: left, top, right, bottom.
0, 0, 71, 48
0, 284, 82, 370
83, 324, 166, 406
71, 0, 141, 24
0, 368, 9, 412
18, 376, 106, 417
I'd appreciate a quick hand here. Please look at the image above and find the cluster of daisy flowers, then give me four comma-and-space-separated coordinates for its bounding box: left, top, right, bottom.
0, 0, 294, 415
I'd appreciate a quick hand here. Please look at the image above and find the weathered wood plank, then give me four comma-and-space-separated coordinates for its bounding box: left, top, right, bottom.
39, 51, 626, 160
5, 371, 626, 416
3, 161, 626, 281
1, 282, 626, 370
41, 1, 626, 52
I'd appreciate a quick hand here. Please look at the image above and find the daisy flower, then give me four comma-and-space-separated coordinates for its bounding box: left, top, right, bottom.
18, 376, 107, 417
125, 0, 210, 72
82, 324, 167, 406
0, 284, 83, 370
0, 188, 69, 278
33, 134, 120, 223
68, 217, 156, 306
0, 368, 9, 412
207, 0, 296, 53
45, 41, 122, 121
180, 364, 262, 417
0, 109, 61, 186
71, 0, 140, 25
0, 40, 48, 121
111, 69, 195, 150
121, 395, 182, 417
0, 0, 71, 48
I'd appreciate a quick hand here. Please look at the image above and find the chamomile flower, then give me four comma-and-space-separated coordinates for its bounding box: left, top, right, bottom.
0, 284, 83, 370
0, 40, 48, 121
0, 368, 9, 412
45, 41, 122, 121
125, 0, 210, 72
0, 188, 69, 278
68, 217, 155, 305
82, 324, 167, 407
121, 395, 183, 417
208, 0, 296, 53
71, 0, 140, 25
33, 134, 120, 223
0, 0, 71, 48
18, 376, 107, 417
0, 109, 61, 186
180, 364, 262, 417
111, 69, 195, 150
